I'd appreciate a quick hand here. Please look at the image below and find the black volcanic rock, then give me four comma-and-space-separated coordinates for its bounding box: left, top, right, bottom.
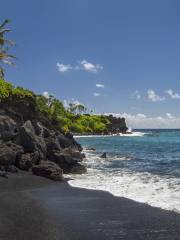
0, 114, 17, 141
0, 110, 86, 180
32, 161, 64, 181
0, 170, 8, 178
16, 152, 40, 171
57, 132, 82, 151
0, 143, 23, 166
16, 120, 47, 158
70, 163, 87, 174
107, 115, 128, 134
100, 152, 107, 158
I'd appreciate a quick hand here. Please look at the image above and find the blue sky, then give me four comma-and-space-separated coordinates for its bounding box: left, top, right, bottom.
1, 0, 180, 127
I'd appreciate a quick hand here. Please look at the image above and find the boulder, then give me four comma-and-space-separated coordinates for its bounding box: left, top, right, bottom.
6, 142, 24, 157
32, 161, 63, 181
32, 121, 52, 138
48, 151, 65, 165
46, 136, 61, 153
16, 153, 32, 170
6, 165, 18, 173
0, 115, 17, 142
49, 151, 78, 166
16, 120, 47, 159
0, 143, 23, 166
81, 153, 86, 158
100, 152, 107, 158
48, 150, 87, 174
57, 133, 73, 149
62, 148, 84, 161
16, 120, 36, 151
70, 163, 87, 174
0, 145, 16, 166
0, 171, 8, 178
16, 152, 40, 171
57, 132, 82, 151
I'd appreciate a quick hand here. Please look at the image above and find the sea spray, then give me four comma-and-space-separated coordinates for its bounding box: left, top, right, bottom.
69, 130, 180, 213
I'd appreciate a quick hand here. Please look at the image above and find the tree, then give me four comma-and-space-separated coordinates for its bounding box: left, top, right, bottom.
76, 104, 87, 115
68, 102, 87, 115
0, 19, 15, 79
68, 103, 76, 114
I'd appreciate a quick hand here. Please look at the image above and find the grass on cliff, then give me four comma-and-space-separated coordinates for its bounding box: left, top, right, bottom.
0, 79, 110, 134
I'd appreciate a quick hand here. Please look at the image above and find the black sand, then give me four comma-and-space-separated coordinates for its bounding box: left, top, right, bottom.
0, 172, 180, 240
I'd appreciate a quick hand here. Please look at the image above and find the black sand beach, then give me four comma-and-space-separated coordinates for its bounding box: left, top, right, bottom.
1, 173, 180, 240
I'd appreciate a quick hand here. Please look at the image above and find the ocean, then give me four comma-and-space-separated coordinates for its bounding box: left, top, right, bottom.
68, 130, 180, 213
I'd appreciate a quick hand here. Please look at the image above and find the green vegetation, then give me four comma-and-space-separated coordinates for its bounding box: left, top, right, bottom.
0, 19, 15, 79
0, 78, 110, 134
36, 93, 110, 133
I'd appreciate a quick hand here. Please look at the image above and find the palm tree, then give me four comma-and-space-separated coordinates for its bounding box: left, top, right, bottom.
76, 104, 87, 115
68, 103, 76, 114
0, 19, 15, 79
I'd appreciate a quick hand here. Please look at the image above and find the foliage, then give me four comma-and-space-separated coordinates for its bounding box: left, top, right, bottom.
12, 87, 34, 99
35, 94, 109, 133
70, 115, 109, 133
0, 78, 13, 98
0, 78, 110, 134
0, 79, 34, 100
0, 19, 15, 79
68, 103, 87, 115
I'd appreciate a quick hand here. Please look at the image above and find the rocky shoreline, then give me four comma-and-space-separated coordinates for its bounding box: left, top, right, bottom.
0, 109, 86, 181
0, 94, 130, 181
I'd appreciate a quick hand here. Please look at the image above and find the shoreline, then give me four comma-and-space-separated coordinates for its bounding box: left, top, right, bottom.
74, 131, 145, 138
1, 172, 180, 240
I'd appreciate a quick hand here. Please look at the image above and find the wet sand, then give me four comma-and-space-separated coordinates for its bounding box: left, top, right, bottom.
0, 172, 180, 240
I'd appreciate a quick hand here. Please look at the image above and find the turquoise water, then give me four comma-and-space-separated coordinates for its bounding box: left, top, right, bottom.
77, 130, 180, 178
69, 130, 180, 212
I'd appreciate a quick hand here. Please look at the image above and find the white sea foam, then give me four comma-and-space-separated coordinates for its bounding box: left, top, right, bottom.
68, 151, 180, 213
119, 132, 146, 137
74, 131, 147, 138
74, 135, 111, 138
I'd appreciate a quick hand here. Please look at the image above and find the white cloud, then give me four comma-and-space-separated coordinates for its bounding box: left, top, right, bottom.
136, 113, 146, 118
56, 63, 74, 72
93, 92, 100, 97
166, 89, 180, 99
80, 60, 103, 73
43, 91, 50, 99
96, 84, 105, 88
166, 113, 174, 119
57, 60, 103, 74
147, 89, 165, 102
104, 112, 180, 129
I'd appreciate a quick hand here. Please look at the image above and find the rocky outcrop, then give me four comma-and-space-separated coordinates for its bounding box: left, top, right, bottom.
0, 111, 86, 180
100, 152, 107, 158
107, 115, 128, 134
